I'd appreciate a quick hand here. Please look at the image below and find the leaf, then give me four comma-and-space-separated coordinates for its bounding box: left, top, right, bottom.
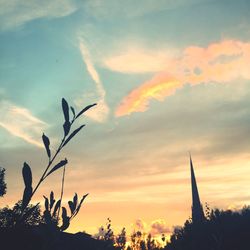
52, 199, 61, 217
70, 106, 75, 119
42, 133, 51, 159
73, 193, 88, 218
60, 216, 70, 231
60, 207, 70, 231
63, 121, 71, 137
21, 162, 33, 211
22, 162, 32, 188
45, 159, 68, 178
75, 103, 97, 119
50, 191, 55, 210
43, 195, 49, 211
62, 125, 85, 147
73, 193, 78, 209
21, 186, 32, 211
68, 201, 75, 215
62, 206, 67, 219
62, 98, 70, 122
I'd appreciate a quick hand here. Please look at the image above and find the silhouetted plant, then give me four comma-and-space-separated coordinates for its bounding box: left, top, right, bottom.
130, 231, 144, 250
43, 191, 88, 231
204, 202, 211, 220
95, 217, 117, 249
0, 167, 7, 197
128, 231, 164, 250
116, 227, 127, 249
20, 98, 96, 223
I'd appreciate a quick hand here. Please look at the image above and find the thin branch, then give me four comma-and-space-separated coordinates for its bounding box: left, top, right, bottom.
57, 164, 66, 221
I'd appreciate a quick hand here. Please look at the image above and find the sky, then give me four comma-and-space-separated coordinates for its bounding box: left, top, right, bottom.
1, 0, 250, 238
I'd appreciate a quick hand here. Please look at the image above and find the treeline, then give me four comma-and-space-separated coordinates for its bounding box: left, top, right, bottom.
1, 198, 250, 250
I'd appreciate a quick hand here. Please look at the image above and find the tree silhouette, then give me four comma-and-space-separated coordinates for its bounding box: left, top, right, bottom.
0, 167, 7, 197
0, 200, 42, 227
165, 206, 250, 250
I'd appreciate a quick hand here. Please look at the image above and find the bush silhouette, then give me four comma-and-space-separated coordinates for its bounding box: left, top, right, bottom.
0, 200, 42, 228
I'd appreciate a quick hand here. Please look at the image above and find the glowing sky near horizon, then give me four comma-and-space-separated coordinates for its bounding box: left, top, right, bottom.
1, 0, 250, 236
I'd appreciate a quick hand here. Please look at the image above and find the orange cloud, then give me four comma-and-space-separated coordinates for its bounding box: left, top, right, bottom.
116, 75, 181, 117
116, 39, 250, 116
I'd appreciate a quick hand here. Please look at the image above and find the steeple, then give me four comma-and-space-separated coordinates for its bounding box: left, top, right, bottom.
190, 155, 205, 223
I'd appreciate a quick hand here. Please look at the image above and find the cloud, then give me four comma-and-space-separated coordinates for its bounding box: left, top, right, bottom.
0, 0, 77, 31
83, 0, 214, 20
77, 39, 109, 122
116, 39, 250, 116
134, 219, 147, 231
103, 48, 177, 74
149, 219, 171, 236
0, 100, 47, 147
116, 75, 181, 116
132, 218, 170, 236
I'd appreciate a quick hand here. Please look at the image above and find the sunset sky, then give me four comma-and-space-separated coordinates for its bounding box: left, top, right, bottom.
1, 0, 250, 237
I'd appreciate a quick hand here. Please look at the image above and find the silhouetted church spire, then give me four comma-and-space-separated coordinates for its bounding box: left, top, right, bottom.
190, 155, 205, 223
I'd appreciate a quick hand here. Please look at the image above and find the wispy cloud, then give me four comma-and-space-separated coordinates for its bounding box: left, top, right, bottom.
103, 48, 177, 74
116, 76, 181, 116
83, 0, 214, 20
0, 0, 77, 31
0, 100, 47, 147
77, 39, 109, 122
116, 39, 250, 116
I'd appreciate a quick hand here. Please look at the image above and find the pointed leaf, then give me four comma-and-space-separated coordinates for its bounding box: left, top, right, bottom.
42, 133, 51, 158
60, 217, 70, 231
52, 199, 61, 217
62, 207, 67, 219
21, 186, 32, 211
62, 125, 85, 147
70, 106, 75, 118
50, 191, 55, 210
60, 207, 70, 231
73, 193, 78, 208
62, 98, 70, 122
22, 162, 32, 188
45, 159, 68, 178
76, 103, 97, 119
68, 201, 75, 215
63, 121, 71, 137
61, 206, 70, 230
43, 195, 49, 211
73, 193, 88, 218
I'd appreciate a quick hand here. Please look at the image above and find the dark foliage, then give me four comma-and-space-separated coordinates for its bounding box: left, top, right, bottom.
0, 167, 7, 197
165, 206, 250, 250
0, 200, 42, 227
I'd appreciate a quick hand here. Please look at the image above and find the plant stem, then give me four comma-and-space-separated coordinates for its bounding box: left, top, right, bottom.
57, 165, 66, 220
31, 138, 65, 199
